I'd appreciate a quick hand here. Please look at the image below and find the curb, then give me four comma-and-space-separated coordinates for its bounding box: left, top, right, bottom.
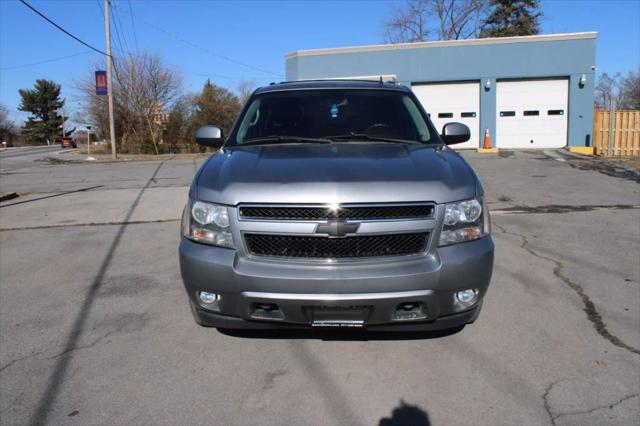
40, 156, 83, 164
566, 146, 594, 156
551, 149, 593, 161
42, 154, 209, 164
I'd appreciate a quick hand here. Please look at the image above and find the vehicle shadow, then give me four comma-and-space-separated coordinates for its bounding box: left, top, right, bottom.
379, 400, 431, 426
218, 325, 464, 341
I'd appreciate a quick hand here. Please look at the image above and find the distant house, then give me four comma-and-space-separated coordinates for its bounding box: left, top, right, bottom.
149, 103, 170, 127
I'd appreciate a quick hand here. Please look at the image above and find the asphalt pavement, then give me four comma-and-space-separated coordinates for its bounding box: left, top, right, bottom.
0, 145, 64, 170
0, 148, 638, 425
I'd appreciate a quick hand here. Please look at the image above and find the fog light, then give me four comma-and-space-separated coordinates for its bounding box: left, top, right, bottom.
457, 289, 477, 303
198, 292, 221, 311
454, 289, 479, 310
199, 292, 218, 304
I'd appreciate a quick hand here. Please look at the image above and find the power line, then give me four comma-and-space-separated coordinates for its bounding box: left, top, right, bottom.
19, 0, 109, 57
110, 1, 130, 54
95, 1, 132, 59
126, 0, 139, 51
92, 1, 128, 84
1, 51, 94, 71
110, 17, 127, 56
113, 1, 130, 51
96, 0, 104, 18
21, 0, 124, 82
17, 0, 277, 104
109, 3, 280, 81
108, 2, 126, 55
98, 0, 139, 85
188, 72, 273, 82
129, 14, 282, 77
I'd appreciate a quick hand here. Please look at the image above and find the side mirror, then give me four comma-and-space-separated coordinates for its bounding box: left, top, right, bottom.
441, 122, 471, 145
195, 125, 224, 148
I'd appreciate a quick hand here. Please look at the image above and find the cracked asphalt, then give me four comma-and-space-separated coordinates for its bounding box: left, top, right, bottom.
0, 147, 639, 425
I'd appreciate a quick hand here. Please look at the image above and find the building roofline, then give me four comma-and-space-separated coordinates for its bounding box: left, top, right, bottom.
285, 32, 598, 60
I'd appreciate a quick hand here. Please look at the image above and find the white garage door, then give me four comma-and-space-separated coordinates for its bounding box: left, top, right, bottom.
496, 79, 568, 149
412, 82, 480, 149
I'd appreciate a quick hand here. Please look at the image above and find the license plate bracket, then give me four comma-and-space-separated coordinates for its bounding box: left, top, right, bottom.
308, 306, 371, 328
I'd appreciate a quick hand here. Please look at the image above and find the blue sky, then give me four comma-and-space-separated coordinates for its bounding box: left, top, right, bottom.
1, 0, 639, 124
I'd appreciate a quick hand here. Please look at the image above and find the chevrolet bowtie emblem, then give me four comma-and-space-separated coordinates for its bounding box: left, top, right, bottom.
315, 221, 360, 238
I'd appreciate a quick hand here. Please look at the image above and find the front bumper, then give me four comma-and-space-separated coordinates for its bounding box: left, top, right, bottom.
179, 236, 494, 330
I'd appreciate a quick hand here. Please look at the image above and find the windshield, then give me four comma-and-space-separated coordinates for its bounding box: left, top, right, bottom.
229, 89, 433, 146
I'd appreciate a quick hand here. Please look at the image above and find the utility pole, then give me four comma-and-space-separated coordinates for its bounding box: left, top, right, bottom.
87, 127, 91, 155
105, 0, 117, 159
61, 106, 66, 139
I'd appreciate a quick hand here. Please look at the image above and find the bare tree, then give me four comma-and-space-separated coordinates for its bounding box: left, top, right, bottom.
0, 105, 14, 135
434, 0, 488, 40
383, 0, 431, 43
595, 72, 620, 109
236, 80, 258, 105
116, 53, 182, 154
594, 69, 640, 110
618, 69, 640, 110
0, 104, 18, 146
383, 0, 488, 43
79, 52, 182, 154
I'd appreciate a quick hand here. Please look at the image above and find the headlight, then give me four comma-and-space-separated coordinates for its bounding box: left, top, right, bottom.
439, 198, 490, 246
182, 200, 235, 248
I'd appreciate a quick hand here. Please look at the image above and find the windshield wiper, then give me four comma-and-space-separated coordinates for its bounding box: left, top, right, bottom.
327, 132, 419, 144
241, 136, 332, 146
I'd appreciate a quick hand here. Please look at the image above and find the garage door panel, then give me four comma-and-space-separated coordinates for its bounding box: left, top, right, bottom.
496, 79, 568, 149
412, 82, 480, 149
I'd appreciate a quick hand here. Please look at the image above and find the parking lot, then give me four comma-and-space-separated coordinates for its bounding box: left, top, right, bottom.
1, 147, 638, 425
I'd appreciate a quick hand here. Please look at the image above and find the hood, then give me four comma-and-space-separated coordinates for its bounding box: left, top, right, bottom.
194, 143, 477, 205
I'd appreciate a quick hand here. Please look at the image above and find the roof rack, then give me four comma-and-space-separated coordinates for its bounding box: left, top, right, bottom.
274, 77, 397, 85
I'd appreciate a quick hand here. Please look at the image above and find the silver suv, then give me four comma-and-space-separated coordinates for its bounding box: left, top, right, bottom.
179, 80, 494, 331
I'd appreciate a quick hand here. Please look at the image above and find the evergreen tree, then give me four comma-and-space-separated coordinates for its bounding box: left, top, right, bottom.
18, 79, 65, 144
480, 0, 542, 38
194, 80, 242, 135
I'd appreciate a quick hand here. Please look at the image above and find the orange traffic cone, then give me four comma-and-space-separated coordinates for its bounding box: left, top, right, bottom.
482, 129, 492, 149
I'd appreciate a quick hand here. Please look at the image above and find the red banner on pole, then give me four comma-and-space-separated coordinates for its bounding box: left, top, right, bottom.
95, 71, 107, 96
